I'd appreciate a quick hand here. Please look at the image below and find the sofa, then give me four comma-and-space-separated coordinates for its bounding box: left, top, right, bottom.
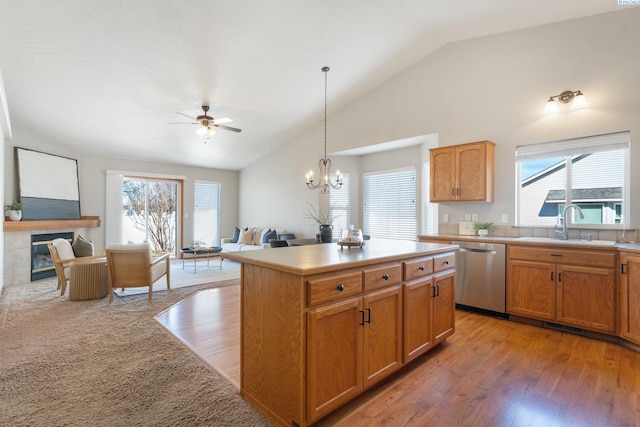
221, 227, 287, 252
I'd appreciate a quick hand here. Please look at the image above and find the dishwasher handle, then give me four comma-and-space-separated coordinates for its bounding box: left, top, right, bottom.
458, 247, 497, 255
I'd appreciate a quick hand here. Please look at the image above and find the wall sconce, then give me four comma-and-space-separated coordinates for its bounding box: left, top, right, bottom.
543, 90, 588, 114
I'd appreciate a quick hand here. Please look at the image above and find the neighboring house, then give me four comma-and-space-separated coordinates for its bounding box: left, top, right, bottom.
520, 152, 623, 226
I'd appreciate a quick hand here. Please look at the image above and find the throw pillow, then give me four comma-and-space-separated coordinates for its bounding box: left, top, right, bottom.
72, 235, 95, 257
52, 238, 75, 260
237, 228, 254, 245
231, 227, 241, 243
252, 228, 264, 245
262, 229, 277, 243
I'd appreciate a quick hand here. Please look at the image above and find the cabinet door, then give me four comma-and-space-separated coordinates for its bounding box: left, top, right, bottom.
620, 254, 640, 343
307, 297, 363, 422
403, 278, 433, 363
507, 260, 556, 321
362, 286, 403, 389
430, 147, 456, 202
557, 265, 616, 333
456, 143, 488, 201
432, 271, 456, 344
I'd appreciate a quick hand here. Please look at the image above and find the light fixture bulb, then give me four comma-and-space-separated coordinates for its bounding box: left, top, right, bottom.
571, 91, 588, 109
196, 125, 208, 136
543, 98, 559, 114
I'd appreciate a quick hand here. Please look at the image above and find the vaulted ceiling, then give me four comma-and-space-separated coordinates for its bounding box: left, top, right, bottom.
0, 1, 628, 170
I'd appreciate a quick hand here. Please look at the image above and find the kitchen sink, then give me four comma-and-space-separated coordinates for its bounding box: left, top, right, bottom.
514, 237, 617, 247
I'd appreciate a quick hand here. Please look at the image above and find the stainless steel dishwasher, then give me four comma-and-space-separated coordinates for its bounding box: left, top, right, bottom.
452, 240, 506, 315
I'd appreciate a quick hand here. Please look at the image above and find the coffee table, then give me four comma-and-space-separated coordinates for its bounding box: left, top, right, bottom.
180, 247, 223, 273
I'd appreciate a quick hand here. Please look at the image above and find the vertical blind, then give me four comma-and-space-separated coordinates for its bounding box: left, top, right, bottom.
194, 181, 221, 247
363, 168, 416, 240
330, 173, 350, 234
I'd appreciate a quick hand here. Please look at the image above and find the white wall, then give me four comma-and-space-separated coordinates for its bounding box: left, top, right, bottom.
238, 9, 640, 233
4, 126, 239, 250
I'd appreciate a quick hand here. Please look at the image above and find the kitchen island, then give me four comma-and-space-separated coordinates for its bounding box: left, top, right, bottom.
222, 239, 458, 427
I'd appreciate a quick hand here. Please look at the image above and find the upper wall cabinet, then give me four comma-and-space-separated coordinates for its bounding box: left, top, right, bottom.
429, 140, 495, 202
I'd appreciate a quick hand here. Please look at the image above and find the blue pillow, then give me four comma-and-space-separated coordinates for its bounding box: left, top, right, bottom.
262, 229, 277, 243
231, 227, 241, 243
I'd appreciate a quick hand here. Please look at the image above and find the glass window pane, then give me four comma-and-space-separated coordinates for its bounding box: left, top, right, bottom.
519, 157, 566, 226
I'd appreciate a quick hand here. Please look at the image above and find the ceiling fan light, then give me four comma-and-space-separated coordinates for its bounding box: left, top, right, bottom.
196, 125, 209, 136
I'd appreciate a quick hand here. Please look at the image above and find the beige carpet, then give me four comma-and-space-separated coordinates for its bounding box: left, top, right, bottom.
0, 274, 273, 426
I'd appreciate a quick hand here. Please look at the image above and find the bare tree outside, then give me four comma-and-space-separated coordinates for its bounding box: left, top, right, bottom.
123, 179, 177, 255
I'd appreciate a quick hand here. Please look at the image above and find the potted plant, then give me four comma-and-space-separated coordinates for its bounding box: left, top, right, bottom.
304, 202, 334, 243
474, 222, 493, 236
5, 201, 22, 221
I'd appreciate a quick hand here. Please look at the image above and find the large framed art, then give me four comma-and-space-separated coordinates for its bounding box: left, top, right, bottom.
16, 147, 81, 220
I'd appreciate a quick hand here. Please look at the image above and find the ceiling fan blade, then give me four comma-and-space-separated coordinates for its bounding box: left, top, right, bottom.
176, 112, 196, 120
213, 124, 242, 133
212, 117, 232, 124
167, 122, 199, 125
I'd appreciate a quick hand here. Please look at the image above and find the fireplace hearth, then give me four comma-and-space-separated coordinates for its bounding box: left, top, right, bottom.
31, 232, 74, 281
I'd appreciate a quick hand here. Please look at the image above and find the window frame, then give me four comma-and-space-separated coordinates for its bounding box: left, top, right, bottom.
515, 131, 630, 229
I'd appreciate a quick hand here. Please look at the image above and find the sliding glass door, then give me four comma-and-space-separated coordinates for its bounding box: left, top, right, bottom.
122, 177, 179, 256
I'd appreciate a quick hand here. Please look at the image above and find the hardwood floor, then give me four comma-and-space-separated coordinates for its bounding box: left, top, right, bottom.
156, 285, 640, 426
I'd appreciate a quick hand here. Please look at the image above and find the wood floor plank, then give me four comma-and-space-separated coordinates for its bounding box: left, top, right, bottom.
157, 286, 640, 426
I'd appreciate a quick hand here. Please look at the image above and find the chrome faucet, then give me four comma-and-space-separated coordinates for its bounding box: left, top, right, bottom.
555, 204, 584, 240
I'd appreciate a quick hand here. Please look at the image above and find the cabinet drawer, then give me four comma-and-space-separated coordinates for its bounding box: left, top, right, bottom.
363, 263, 402, 291
403, 256, 434, 281
508, 246, 616, 269
307, 273, 362, 306
434, 252, 456, 272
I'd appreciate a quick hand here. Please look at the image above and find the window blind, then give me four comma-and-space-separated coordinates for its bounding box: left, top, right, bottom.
194, 181, 221, 247
363, 168, 416, 241
330, 173, 350, 234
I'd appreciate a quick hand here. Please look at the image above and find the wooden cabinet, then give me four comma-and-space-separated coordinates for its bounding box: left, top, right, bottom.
307, 296, 363, 421
402, 253, 456, 363
429, 140, 495, 202
307, 267, 403, 422
507, 245, 617, 333
619, 252, 640, 344
225, 241, 459, 427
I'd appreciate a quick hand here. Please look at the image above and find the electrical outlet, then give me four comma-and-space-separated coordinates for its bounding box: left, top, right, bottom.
501, 214, 508, 224
465, 214, 471, 221
443, 213, 449, 223
471, 214, 478, 222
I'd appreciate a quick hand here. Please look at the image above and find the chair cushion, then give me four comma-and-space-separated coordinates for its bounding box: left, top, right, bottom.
72, 235, 95, 257
107, 243, 152, 263
53, 238, 75, 260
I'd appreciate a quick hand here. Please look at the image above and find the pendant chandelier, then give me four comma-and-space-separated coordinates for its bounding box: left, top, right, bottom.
305, 66, 342, 194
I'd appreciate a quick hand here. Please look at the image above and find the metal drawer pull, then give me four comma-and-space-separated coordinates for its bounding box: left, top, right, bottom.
382, 274, 389, 280
336, 284, 345, 291
359, 310, 365, 326
419, 266, 425, 271
366, 308, 371, 324
444, 260, 449, 265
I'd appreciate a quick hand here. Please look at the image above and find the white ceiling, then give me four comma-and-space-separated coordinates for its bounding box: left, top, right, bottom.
0, 1, 628, 170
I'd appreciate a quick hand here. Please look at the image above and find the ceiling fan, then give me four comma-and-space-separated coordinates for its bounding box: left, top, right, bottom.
169, 104, 241, 136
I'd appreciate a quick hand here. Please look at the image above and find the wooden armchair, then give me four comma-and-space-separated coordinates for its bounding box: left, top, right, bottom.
105, 243, 170, 302
48, 238, 103, 296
